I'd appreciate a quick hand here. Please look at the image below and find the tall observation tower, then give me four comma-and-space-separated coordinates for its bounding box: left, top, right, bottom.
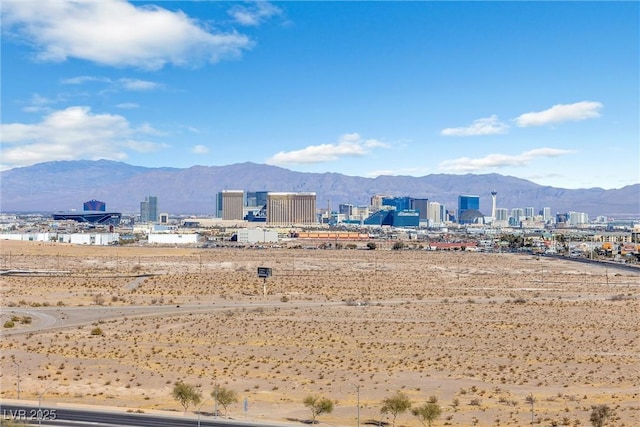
491, 190, 498, 220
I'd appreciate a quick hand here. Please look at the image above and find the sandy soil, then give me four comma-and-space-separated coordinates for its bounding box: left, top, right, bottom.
1, 240, 638, 426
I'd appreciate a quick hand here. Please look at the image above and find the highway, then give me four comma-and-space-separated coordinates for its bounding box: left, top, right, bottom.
0, 403, 291, 427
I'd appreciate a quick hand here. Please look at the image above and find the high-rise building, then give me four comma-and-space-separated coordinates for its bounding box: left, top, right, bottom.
266, 192, 316, 225
246, 191, 268, 208
458, 195, 479, 215
370, 194, 391, 213
542, 207, 552, 223
411, 198, 429, 221
440, 204, 448, 222
568, 211, 588, 226
84, 199, 106, 211
339, 204, 354, 218
382, 197, 412, 211
510, 208, 524, 226
524, 207, 535, 218
427, 201, 441, 224
458, 195, 482, 224
217, 190, 244, 220
495, 208, 509, 222
140, 196, 158, 223
490, 191, 497, 219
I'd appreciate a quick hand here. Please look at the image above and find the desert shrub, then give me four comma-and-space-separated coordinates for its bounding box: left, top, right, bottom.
392, 241, 405, 250
3, 321, 15, 328
90, 327, 104, 336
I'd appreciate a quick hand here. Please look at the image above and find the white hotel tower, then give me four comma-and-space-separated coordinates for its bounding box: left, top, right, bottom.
491, 190, 498, 220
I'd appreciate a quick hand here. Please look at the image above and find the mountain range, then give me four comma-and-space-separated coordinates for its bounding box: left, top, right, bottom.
1, 160, 638, 218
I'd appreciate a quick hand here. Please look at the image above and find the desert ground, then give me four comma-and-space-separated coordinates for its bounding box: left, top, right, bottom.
0, 240, 638, 426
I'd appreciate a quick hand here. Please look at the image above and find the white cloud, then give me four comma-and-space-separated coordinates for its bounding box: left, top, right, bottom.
118, 78, 162, 91
2, 0, 253, 70
62, 76, 162, 91
61, 76, 111, 85
136, 122, 165, 136
228, 2, 282, 26
116, 102, 139, 109
266, 133, 389, 165
0, 106, 167, 168
192, 145, 209, 154
22, 94, 56, 113
441, 115, 509, 136
438, 147, 574, 172
515, 101, 603, 127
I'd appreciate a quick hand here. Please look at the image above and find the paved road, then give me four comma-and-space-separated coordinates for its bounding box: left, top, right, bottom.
0, 300, 345, 338
0, 403, 292, 427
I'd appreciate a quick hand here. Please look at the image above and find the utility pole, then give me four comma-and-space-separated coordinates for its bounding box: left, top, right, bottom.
12, 360, 20, 399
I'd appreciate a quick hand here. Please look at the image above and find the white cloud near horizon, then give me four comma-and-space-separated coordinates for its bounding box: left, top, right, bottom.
0, 106, 167, 168
266, 133, 389, 165
515, 101, 603, 127
228, 2, 282, 26
2, 0, 252, 70
438, 147, 574, 172
441, 115, 509, 136
192, 145, 209, 154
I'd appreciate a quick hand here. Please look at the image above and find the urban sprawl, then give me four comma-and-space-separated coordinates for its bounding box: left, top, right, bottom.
2, 190, 639, 263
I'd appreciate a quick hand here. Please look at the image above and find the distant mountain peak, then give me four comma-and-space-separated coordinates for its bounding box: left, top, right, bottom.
1, 160, 638, 217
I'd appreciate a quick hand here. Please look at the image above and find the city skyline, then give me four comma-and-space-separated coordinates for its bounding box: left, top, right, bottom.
1, 1, 638, 190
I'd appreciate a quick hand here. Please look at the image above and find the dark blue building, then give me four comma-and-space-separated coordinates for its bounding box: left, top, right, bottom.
364, 209, 419, 227
382, 197, 413, 212
84, 199, 106, 211
458, 195, 483, 224
53, 211, 121, 225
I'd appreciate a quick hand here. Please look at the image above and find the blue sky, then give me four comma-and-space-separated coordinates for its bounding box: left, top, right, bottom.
1, 0, 638, 190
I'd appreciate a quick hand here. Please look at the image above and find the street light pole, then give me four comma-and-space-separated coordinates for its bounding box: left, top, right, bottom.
12, 360, 20, 399
213, 380, 218, 417
197, 398, 212, 427
38, 386, 54, 426
351, 383, 360, 427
